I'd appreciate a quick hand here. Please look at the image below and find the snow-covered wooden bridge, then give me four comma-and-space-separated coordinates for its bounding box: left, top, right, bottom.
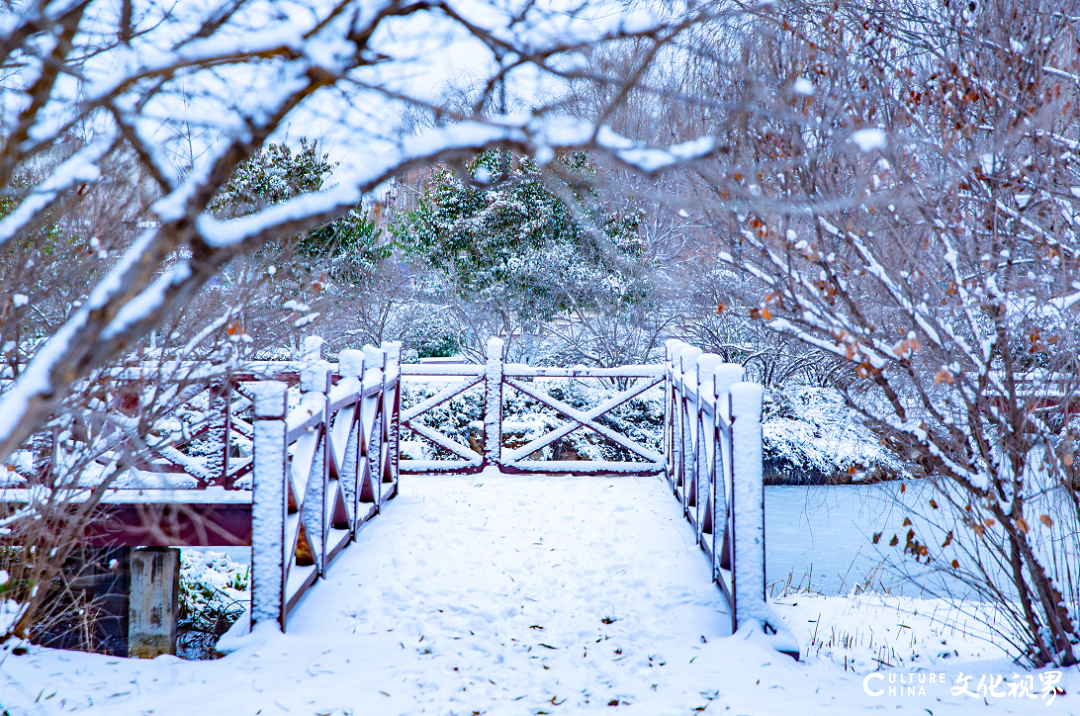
16, 336, 798, 660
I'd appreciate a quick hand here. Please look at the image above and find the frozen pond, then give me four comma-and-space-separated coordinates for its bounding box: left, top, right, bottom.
765, 482, 939, 596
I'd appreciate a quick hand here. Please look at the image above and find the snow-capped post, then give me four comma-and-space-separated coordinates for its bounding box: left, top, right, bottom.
664, 341, 679, 490
300, 353, 332, 577
364, 345, 387, 500
678, 346, 702, 513
302, 335, 324, 369
713, 362, 744, 574
382, 341, 402, 495
252, 380, 288, 630
689, 350, 706, 511
484, 337, 505, 469
664, 339, 683, 482
729, 381, 766, 630
729, 380, 800, 659
713, 365, 744, 478
696, 354, 725, 542
338, 348, 366, 536
670, 340, 690, 495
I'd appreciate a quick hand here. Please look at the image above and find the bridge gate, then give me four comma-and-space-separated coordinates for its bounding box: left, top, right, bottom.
246, 337, 796, 656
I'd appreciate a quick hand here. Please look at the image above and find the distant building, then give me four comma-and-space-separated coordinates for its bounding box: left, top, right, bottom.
369, 165, 441, 230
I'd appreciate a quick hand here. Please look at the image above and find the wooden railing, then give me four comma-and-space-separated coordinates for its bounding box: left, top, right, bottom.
400, 337, 665, 475
250, 338, 401, 630
6, 332, 795, 652
665, 339, 798, 658
5, 363, 265, 491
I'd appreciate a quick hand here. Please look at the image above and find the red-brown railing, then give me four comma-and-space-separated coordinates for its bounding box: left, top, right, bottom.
665, 339, 798, 658
400, 337, 665, 475
250, 338, 401, 630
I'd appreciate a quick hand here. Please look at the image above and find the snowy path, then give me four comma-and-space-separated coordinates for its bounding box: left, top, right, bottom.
1, 473, 1075, 715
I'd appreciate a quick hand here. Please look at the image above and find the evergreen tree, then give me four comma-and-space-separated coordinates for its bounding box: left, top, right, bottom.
391, 151, 647, 323
210, 138, 388, 292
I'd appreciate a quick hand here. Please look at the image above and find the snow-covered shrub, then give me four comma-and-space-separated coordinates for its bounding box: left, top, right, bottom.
391, 151, 647, 325
177, 551, 250, 660
762, 386, 906, 484
405, 313, 464, 359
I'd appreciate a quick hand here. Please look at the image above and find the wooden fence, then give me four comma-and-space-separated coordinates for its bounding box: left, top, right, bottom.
400, 337, 665, 475
247, 335, 795, 655
250, 338, 401, 630
665, 339, 799, 658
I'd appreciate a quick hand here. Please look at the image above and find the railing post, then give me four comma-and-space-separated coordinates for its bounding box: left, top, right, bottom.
338, 349, 365, 535
484, 337, 504, 469
697, 354, 724, 542
664, 339, 682, 484
715, 363, 744, 578
678, 346, 701, 512
207, 382, 231, 486
251, 380, 288, 631
364, 345, 387, 499
671, 341, 689, 494
301, 348, 332, 576
729, 381, 766, 632
690, 350, 708, 511
382, 341, 401, 493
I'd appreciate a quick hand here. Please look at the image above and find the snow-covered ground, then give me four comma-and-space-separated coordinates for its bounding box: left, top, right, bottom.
0, 473, 1075, 714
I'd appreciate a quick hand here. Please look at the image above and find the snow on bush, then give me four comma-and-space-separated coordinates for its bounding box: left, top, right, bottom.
178, 550, 250, 659
762, 386, 906, 483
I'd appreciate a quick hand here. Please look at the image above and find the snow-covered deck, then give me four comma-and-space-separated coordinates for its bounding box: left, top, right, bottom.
2, 473, 738, 714
2, 473, 1075, 714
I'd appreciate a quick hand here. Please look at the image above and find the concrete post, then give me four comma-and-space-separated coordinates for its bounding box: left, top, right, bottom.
128, 547, 180, 658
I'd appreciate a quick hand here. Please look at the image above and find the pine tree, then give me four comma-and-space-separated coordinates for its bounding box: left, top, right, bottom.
210, 138, 388, 292
391, 151, 647, 324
